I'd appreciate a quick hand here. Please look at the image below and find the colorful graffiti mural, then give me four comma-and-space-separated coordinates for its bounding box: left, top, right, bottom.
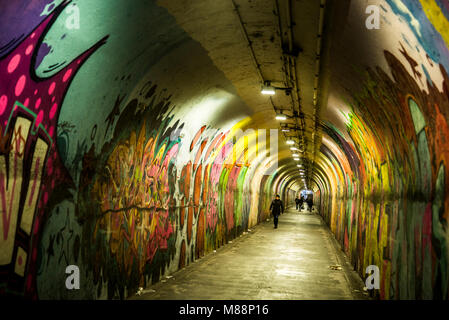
318, 19, 449, 301
71, 81, 281, 297
306, 0, 449, 300
0, 1, 107, 298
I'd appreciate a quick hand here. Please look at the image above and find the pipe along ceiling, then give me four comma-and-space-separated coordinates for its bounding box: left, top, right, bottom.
0, 0, 449, 300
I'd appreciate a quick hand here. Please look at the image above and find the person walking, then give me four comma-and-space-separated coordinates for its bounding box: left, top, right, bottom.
270, 194, 284, 229
299, 196, 304, 211
295, 196, 300, 210
306, 196, 313, 212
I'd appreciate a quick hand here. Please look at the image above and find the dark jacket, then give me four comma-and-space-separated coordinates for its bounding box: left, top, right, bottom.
295, 198, 300, 204
270, 199, 284, 215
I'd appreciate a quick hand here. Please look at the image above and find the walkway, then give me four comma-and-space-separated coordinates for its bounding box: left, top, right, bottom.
130, 207, 369, 300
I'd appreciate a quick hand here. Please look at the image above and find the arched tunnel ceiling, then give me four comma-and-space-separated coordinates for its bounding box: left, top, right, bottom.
159, 0, 331, 187
158, 0, 449, 192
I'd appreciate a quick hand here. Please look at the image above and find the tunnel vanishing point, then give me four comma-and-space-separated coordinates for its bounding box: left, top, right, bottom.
1, 0, 449, 300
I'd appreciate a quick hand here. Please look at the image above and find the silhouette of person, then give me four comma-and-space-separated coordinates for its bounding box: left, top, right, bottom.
270, 194, 284, 229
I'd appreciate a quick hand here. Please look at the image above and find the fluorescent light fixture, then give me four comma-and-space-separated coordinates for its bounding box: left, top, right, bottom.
290, 147, 298, 151
286, 139, 295, 145
294, 158, 300, 161
282, 128, 290, 132
292, 153, 299, 157
261, 85, 275, 95
297, 164, 301, 167
275, 113, 287, 121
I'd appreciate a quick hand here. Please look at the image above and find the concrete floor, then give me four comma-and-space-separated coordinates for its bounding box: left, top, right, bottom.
130, 207, 370, 300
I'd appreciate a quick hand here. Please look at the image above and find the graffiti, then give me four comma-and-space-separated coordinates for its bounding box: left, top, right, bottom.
0, 1, 107, 298
73, 80, 181, 298
386, 0, 449, 71
318, 45, 449, 299
178, 127, 242, 262
0, 114, 49, 266
68, 75, 282, 298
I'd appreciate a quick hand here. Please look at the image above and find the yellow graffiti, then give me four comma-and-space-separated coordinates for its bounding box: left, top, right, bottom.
420, 0, 449, 47
0, 116, 48, 275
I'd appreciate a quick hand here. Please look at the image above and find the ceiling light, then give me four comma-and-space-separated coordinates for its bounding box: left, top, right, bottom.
286, 139, 294, 145
292, 153, 299, 157
282, 128, 290, 132
294, 158, 300, 161
290, 147, 298, 151
261, 85, 275, 95
275, 113, 287, 121
297, 164, 301, 167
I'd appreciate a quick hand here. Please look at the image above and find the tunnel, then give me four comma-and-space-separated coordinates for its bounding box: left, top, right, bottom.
1, 0, 449, 301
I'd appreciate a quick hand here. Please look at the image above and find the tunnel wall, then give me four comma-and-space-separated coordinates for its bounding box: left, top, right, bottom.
0, 1, 283, 299
286, 188, 296, 209
314, 0, 449, 300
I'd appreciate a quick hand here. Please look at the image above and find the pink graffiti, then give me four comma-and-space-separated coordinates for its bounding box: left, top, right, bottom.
0, 1, 107, 297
